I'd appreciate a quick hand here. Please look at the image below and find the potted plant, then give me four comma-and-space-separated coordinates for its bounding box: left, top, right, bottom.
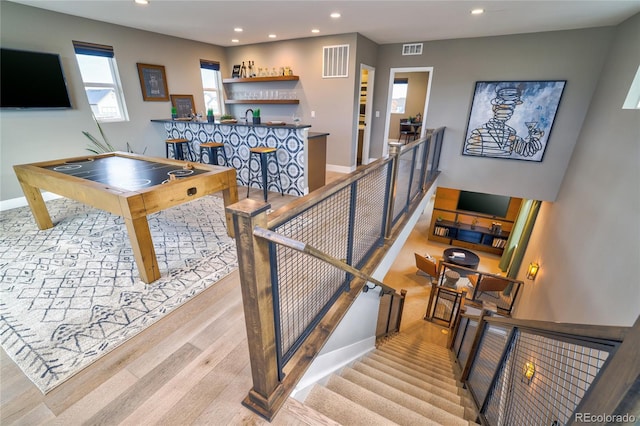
171, 107, 177, 120
207, 108, 214, 123
471, 218, 479, 229
252, 108, 261, 125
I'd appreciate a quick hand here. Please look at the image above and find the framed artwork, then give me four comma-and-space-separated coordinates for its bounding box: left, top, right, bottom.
136, 63, 169, 101
170, 94, 195, 118
462, 80, 566, 162
231, 64, 241, 78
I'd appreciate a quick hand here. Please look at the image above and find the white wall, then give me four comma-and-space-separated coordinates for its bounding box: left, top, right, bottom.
513, 14, 640, 327
1, 2, 226, 200
371, 27, 615, 202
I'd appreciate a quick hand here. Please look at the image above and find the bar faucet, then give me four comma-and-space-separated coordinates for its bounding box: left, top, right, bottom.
245, 108, 253, 124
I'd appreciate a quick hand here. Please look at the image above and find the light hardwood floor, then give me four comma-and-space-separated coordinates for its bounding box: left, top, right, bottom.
1, 173, 499, 425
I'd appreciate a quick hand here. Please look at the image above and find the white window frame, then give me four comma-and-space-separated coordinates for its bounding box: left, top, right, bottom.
73, 41, 129, 123
200, 60, 224, 117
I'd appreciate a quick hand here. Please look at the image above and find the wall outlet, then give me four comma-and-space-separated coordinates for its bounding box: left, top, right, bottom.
375, 111, 380, 117
311, 111, 316, 118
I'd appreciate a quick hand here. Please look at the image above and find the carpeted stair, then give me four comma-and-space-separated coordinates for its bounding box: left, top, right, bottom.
304, 323, 479, 425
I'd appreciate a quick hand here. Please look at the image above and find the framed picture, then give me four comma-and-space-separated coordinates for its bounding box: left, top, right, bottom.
136, 63, 169, 101
170, 94, 195, 118
231, 64, 241, 78
462, 80, 566, 162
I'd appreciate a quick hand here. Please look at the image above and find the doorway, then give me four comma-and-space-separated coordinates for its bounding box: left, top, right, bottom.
382, 67, 433, 157
357, 64, 375, 165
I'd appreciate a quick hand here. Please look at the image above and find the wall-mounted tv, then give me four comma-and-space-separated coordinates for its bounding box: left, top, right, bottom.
457, 190, 511, 218
1, 48, 72, 109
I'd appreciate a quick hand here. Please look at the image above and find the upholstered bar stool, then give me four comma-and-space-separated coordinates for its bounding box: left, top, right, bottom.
247, 147, 284, 202
199, 141, 228, 166
165, 138, 194, 161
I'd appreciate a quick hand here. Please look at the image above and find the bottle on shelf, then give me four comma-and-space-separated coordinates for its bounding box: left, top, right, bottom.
247, 60, 254, 78
240, 61, 247, 78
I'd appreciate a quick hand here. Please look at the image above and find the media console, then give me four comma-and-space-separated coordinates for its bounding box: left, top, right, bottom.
429, 187, 522, 255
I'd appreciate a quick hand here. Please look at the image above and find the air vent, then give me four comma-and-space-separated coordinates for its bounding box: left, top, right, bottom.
323, 44, 349, 78
402, 43, 423, 56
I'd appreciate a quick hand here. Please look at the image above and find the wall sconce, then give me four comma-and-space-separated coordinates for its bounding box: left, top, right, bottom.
523, 361, 536, 384
526, 262, 540, 280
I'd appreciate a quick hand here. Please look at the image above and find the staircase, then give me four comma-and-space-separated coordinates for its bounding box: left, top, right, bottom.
303, 322, 479, 425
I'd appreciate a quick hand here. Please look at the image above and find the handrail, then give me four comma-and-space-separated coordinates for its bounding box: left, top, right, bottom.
253, 226, 399, 296
228, 127, 447, 420
484, 315, 628, 343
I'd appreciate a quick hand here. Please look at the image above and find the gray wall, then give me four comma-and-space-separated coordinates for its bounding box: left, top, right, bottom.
372, 28, 615, 201
1, 2, 226, 201
224, 33, 359, 170
514, 13, 640, 327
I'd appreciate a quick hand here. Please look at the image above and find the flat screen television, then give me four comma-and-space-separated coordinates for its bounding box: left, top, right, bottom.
457, 190, 511, 218
1, 48, 72, 109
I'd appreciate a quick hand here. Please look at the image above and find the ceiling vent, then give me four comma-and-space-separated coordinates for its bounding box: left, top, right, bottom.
323, 44, 349, 78
402, 43, 423, 56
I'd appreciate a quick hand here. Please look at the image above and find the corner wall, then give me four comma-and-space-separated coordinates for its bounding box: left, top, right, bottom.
513, 13, 640, 327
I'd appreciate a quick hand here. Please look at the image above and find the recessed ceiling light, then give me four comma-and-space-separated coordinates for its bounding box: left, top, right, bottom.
471, 8, 484, 15
234, 27, 243, 32
231, 39, 239, 43
311, 29, 320, 34
330, 12, 341, 18
134, 0, 148, 4
268, 34, 277, 38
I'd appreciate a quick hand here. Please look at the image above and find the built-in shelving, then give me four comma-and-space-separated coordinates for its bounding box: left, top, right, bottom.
429, 187, 522, 255
223, 76, 300, 105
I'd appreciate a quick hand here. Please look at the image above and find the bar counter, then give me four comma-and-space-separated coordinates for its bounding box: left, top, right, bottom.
152, 119, 327, 196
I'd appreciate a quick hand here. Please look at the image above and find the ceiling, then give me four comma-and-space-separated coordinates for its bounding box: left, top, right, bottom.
8, 0, 640, 47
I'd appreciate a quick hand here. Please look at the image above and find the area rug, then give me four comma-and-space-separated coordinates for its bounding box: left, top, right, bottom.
0, 196, 238, 393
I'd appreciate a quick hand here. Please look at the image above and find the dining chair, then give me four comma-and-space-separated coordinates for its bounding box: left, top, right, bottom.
414, 253, 440, 284
399, 119, 417, 143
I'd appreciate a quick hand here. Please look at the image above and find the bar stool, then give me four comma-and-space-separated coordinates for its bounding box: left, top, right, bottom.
199, 141, 228, 166
247, 147, 284, 202
165, 138, 194, 161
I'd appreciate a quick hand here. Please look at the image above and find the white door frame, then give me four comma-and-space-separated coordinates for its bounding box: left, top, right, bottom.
356, 64, 375, 165
382, 66, 434, 158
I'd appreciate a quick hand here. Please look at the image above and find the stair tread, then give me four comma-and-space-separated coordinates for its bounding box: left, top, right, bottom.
305, 384, 397, 425
354, 359, 462, 402
365, 354, 461, 389
373, 349, 456, 378
340, 367, 468, 423
325, 375, 441, 425
383, 339, 453, 359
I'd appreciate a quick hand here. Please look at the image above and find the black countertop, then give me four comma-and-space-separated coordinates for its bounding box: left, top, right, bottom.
151, 119, 311, 130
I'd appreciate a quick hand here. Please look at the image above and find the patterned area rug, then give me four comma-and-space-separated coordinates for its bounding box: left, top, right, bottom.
0, 196, 238, 393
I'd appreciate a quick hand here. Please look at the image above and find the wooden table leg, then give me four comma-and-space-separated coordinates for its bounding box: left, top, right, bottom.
122, 215, 160, 284
18, 181, 54, 230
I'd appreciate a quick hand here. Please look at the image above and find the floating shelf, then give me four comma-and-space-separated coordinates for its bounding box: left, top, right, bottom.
223, 76, 299, 84
225, 99, 299, 105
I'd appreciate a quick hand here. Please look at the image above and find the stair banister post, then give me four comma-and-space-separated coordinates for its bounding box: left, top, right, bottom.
384, 142, 403, 238
226, 199, 284, 420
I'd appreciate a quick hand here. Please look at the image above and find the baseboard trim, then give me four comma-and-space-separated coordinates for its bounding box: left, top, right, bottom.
0, 192, 62, 212
326, 164, 356, 174
291, 336, 376, 401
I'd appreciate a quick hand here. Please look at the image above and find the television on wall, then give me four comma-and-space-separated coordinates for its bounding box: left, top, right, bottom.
457, 190, 511, 218
1, 48, 72, 109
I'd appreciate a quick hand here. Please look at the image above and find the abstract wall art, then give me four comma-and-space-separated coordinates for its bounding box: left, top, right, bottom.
463, 81, 566, 162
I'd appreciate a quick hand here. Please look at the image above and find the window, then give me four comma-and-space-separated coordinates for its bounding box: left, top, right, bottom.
623, 65, 640, 109
73, 41, 128, 122
391, 78, 408, 114
200, 59, 223, 116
